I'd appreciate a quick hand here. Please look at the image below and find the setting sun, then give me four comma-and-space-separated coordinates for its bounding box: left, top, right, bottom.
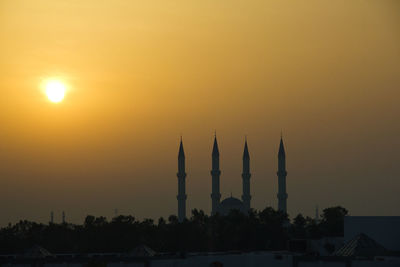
45, 80, 66, 103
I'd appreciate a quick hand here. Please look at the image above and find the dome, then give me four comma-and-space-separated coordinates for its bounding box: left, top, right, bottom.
218, 197, 244, 215
220, 197, 243, 206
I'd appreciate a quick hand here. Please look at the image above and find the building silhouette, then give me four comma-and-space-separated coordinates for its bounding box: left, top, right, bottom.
176, 135, 288, 219
210, 135, 251, 216
177, 137, 187, 222
277, 136, 288, 213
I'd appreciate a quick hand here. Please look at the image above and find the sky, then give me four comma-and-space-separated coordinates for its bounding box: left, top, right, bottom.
0, 0, 399, 225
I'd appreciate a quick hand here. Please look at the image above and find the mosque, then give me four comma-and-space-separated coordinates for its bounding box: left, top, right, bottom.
176, 135, 288, 222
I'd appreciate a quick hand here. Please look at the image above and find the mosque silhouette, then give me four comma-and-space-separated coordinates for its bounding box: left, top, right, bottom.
176, 135, 288, 222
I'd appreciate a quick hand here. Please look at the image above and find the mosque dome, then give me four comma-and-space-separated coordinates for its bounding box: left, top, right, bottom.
221, 197, 242, 206
218, 197, 244, 215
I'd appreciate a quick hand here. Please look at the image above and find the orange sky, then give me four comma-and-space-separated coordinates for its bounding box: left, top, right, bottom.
0, 0, 399, 225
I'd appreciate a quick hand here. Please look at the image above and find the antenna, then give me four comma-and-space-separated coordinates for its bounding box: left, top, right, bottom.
62, 211, 66, 224
50, 211, 54, 224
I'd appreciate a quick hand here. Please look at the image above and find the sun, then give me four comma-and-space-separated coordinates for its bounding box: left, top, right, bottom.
45, 80, 66, 103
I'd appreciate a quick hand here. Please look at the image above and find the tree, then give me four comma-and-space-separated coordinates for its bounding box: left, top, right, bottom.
292, 214, 307, 238
320, 206, 348, 236
0, 206, 348, 254
305, 216, 321, 239
84, 215, 96, 228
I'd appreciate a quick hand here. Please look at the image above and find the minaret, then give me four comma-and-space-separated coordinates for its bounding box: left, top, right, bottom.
315, 205, 320, 223
211, 135, 221, 215
241, 138, 251, 212
277, 136, 288, 213
177, 137, 187, 222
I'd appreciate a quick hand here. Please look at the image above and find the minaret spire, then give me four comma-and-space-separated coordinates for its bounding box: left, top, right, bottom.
277, 136, 288, 213
212, 134, 219, 157
178, 137, 185, 159
243, 138, 249, 159
177, 138, 187, 222
242, 137, 251, 212
315, 205, 320, 223
211, 135, 221, 215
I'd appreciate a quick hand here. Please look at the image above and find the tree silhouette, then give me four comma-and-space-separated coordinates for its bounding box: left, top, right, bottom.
320, 206, 348, 236
0, 206, 348, 254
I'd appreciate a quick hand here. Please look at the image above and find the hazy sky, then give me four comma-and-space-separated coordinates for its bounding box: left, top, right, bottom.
0, 0, 399, 225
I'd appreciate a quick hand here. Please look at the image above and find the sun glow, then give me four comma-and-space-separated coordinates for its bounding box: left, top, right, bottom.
45, 80, 66, 103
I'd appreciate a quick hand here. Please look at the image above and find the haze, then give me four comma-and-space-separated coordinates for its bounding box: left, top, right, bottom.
0, 0, 399, 225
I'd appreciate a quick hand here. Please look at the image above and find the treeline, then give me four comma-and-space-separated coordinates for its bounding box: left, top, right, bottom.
0, 206, 347, 254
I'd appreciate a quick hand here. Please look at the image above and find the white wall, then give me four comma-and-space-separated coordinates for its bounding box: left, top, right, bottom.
298, 262, 345, 267
44, 264, 83, 267
352, 259, 400, 267
150, 252, 292, 267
